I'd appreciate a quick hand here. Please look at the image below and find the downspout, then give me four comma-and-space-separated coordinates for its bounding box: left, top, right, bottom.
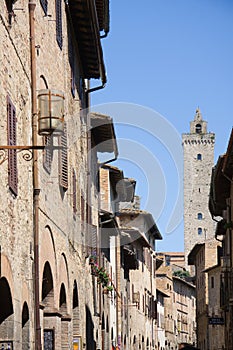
29, 2, 41, 350
115, 229, 121, 350
86, 81, 106, 95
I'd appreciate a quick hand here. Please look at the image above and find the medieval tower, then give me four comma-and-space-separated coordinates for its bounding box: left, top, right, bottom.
182, 108, 215, 268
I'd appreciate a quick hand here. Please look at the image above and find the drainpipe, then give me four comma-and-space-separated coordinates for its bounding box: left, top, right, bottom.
29, 2, 41, 349
115, 231, 121, 350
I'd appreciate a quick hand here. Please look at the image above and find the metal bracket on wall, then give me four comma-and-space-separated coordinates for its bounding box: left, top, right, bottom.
0, 145, 64, 165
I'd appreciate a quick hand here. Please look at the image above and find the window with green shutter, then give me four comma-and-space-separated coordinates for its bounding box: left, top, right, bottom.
7, 95, 18, 196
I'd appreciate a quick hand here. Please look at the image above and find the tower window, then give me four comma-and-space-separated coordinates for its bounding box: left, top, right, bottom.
197, 213, 203, 220
198, 227, 202, 235
197, 153, 202, 160
195, 124, 202, 134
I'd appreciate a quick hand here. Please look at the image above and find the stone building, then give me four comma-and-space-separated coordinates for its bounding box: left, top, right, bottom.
188, 240, 220, 350
156, 288, 169, 350
156, 252, 185, 269
0, 0, 112, 349
182, 109, 215, 269
204, 258, 225, 350
156, 264, 196, 350
118, 208, 162, 350
209, 127, 233, 350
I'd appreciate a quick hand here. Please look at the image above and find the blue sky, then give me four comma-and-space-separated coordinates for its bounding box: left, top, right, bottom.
91, 0, 233, 252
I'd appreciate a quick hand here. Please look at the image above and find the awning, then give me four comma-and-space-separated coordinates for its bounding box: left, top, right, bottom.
90, 113, 118, 156
118, 209, 162, 240
120, 228, 151, 248
99, 210, 118, 236
67, 0, 106, 82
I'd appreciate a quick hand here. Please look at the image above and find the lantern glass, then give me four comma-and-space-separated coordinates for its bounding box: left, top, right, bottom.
38, 89, 64, 136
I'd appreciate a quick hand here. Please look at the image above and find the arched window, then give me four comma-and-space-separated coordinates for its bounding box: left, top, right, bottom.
195, 124, 202, 133
197, 153, 202, 160
198, 213, 203, 220
198, 227, 202, 235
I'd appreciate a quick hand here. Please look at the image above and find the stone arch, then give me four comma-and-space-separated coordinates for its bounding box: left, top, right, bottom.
40, 226, 57, 306
1, 254, 14, 299
42, 261, 54, 309
0, 277, 14, 342
59, 253, 69, 290
22, 302, 30, 350
195, 123, 202, 134
86, 305, 95, 350
73, 280, 80, 336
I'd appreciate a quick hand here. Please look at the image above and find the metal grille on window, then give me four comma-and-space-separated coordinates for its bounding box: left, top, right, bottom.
59, 122, 68, 189
7, 95, 17, 196
56, 0, 62, 49
44, 329, 54, 350
43, 135, 53, 173
40, 0, 48, 15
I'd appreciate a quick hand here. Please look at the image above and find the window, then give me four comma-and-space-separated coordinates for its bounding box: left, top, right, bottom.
5, 0, 14, 25
197, 213, 203, 220
56, 0, 62, 49
211, 276, 214, 289
68, 25, 76, 97
195, 124, 202, 133
7, 95, 18, 196
40, 0, 48, 15
43, 136, 53, 173
198, 227, 202, 235
58, 123, 68, 189
44, 329, 54, 350
197, 153, 202, 160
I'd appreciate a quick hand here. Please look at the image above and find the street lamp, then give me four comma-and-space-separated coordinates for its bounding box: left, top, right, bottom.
38, 89, 64, 136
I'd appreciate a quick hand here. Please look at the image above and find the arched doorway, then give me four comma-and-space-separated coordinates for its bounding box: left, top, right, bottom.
0, 277, 14, 346
86, 305, 95, 350
42, 262, 54, 308
22, 302, 29, 350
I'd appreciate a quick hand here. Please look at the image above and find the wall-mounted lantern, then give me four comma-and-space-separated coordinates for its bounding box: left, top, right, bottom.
37, 89, 65, 136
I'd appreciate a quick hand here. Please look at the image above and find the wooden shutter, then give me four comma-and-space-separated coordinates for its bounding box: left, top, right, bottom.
40, 0, 48, 15
43, 136, 53, 173
7, 95, 18, 196
59, 123, 68, 189
91, 225, 97, 256
56, 0, 63, 50
68, 25, 75, 97
72, 169, 77, 214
